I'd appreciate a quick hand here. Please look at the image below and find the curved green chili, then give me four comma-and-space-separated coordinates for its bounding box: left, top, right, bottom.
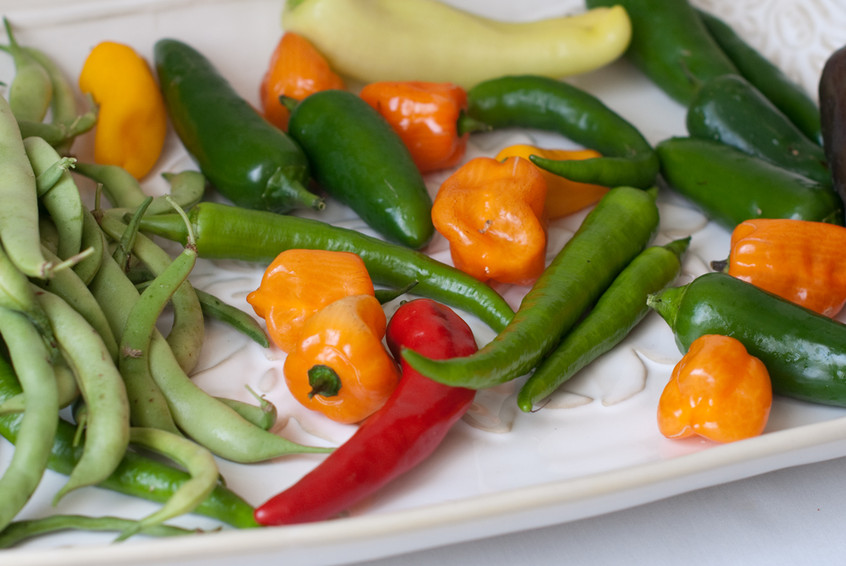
465, 75, 659, 189
517, 237, 688, 411
137, 202, 515, 332
648, 272, 846, 407
402, 186, 660, 389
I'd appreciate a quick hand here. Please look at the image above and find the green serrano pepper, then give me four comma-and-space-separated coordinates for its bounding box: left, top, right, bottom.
286, 90, 434, 249
686, 74, 830, 186
402, 186, 660, 389
647, 272, 846, 407
517, 237, 688, 412
153, 38, 323, 214
0, 356, 259, 529
657, 136, 843, 228
697, 9, 822, 145
585, 0, 737, 105
137, 202, 514, 332
465, 75, 659, 189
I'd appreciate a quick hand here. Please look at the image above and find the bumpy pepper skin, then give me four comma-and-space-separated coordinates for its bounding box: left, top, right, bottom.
253, 298, 477, 526
78, 41, 167, 179
260, 32, 345, 131
820, 45, 846, 210
494, 145, 608, 219
359, 81, 469, 173
281, 0, 631, 88
246, 249, 374, 352
283, 295, 400, 424
432, 156, 548, 286
723, 218, 846, 317
658, 334, 771, 444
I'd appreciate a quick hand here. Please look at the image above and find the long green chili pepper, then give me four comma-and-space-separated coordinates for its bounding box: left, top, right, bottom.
648, 272, 846, 407
0, 308, 58, 531
657, 136, 843, 228
2, 18, 51, 123
517, 237, 688, 412
464, 75, 659, 189
0, 514, 198, 548
137, 202, 515, 332
402, 186, 660, 389
585, 0, 737, 105
696, 9, 822, 145
0, 360, 259, 529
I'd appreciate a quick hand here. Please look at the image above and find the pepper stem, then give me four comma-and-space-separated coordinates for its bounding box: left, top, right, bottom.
307, 364, 342, 398
456, 111, 492, 137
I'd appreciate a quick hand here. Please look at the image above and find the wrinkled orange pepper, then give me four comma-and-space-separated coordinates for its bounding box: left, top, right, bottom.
658, 334, 772, 443
284, 294, 400, 424
431, 156, 547, 286
359, 81, 472, 173
246, 249, 374, 353
260, 31, 345, 130
723, 218, 846, 317
78, 41, 167, 179
494, 144, 609, 219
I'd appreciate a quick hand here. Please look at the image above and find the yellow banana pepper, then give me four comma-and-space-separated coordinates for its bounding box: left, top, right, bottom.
281, 0, 632, 88
78, 41, 167, 179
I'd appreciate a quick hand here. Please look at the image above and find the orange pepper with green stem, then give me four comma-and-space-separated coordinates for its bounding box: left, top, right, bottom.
495, 144, 609, 219
658, 334, 772, 443
716, 218, 846, 317
431, 155, 547, 286
283, 294, 400, 424
359, 81, 485, 173
78, 41, 167, 179
246, 249, 374, 353
260, 31, 345, 130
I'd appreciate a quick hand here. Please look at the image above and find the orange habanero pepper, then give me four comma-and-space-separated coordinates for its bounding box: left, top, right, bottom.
260, 32, 345, 130
284, 294, 400, 424
431, 155, 547, 286
359, 81, 475, 173
720, 218, 846, 317
658, 334, 772, 444
78, 41, 167, 179
495, 144, 609, 219
246, 249, 374, 353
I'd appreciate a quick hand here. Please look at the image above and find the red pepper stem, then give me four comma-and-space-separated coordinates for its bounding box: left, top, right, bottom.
307, 364, 341, 398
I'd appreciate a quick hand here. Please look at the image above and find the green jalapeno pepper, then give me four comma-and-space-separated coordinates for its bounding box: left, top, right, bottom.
686, 74, 830, 186
648, 271, 846, 407
137, 202, 514, 332
657, 136, 843, 228
401, 186, 660, 390
153, 38, 323, 214
820, 45, 846, 209
285, 89, 434, 249
585, 0, 737, 105
697, 9, 822, 145
465, 75, 659, 189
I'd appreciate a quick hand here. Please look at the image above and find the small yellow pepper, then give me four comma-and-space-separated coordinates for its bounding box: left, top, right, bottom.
432, 156, 548, 286
246, 249, 375, 353
495, 144, 609, 219
78, 41, 167, 179
283, 294, 400, 424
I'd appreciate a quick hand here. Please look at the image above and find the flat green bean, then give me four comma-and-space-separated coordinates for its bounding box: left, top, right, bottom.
2, 18, 51, 123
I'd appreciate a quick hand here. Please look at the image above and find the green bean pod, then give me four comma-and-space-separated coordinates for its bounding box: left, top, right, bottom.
647, 272, 846, 407
0, 359, 259, 529
402, 186, 660, 389
697, 9, 822, 145
154, 38, 323, 214
2, 18, 52, 123
465, 75, 659, 189
585, 0, 737, 105
657, 136, 843, 228
137, 202, 515, 332
517, 237, 689, 412
686, 74, 830, 186
286, 89, 434, 249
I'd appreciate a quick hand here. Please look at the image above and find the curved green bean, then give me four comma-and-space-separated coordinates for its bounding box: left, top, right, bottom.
2, 18, 51, 123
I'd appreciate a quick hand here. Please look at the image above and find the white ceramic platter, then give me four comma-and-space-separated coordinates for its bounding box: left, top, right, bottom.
1, 0, 846, 564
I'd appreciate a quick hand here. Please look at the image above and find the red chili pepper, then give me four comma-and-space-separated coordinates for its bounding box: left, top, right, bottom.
253, 298, 478, 525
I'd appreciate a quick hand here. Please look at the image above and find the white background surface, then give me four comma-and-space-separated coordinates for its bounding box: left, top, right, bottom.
1, 0, 846, 565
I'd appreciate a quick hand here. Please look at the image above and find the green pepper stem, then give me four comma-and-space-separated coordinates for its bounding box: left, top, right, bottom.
307, 364, 342, 398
